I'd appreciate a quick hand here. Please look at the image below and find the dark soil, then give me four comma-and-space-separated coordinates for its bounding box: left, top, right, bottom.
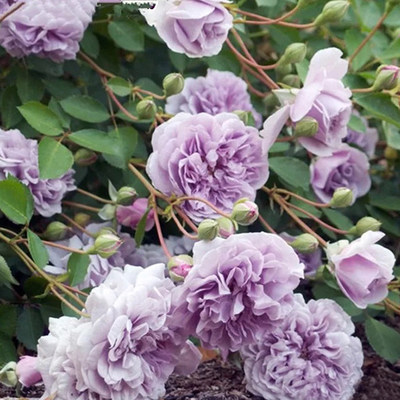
1, 325, 400, 400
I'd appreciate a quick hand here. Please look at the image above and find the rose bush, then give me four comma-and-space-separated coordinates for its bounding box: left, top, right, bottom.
0, 1, 400, 399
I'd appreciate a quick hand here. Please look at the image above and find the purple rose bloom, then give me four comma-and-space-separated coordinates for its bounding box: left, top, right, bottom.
174, 233, 304, 357
141, 0, 233, 58
0, 129, 75, 217
116, 197, 155, 231
280, 232, 322, 276
327, 231, 395, 308
166, 69, 262, 127
344, 112, 378, 158
0, 0, 97, 62
310, 144, 371, 204
291, 48, 352, 156
70, 265, 200, 399
147, 113, 269, 222
16, 356, 41, 387
241, 294, 363, 400
0, 0, 17, 14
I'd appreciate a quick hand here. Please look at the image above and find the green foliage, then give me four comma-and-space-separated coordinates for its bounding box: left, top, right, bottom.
67, 253, 90, 287
27, 229, 49, 270
39, 137, 74, 179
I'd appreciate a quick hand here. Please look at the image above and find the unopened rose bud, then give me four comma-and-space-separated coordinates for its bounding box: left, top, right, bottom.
96, 227, 118, 237
290, 233, 319, 254
217, 217, 237, 239
294, 117, 319, 137
275, 63, 293, 78
74, 213, 91, 227
281, 74, 301, 88
90, 232, 122, 258
136, 99, 157, 119
163, 73, 185, 97
43, 221, 69, 241
0, 362, 17, 388
116, 186, 137, 205
384, 146, 398, 160
314, 1, 350, 26
198, 219, 219, 241
16, 356, 41, 387
278, 43, 307, 66
74, 148, 98, 167
233, 110, 256, 127
372, 65, 400, 91
167, 254, 193, 282
329, 187, 353, 208
349, 217, 382, 236
98, 204, 117, 221
231, 199, 259, 226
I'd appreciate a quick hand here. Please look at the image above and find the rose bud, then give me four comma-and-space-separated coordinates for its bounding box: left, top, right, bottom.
290, 233, 319, 254
90, 232, 122, 259
282, 74, 301, 88
43, 221, 70, 241
98, 204, 117, 221
136, 99, 157, 119
116, 186, 138, 206
216, 217, 237, 239
329, 187, 353, 208
0, 361, 17, 388
167, 254, 194, 282
74, 148, 98, 167
278, 43, 307, 66
74, 212, 91, 227
349, 217, 381, 236
163, 73, 185, 97
372, 65, 400, 91
198, 219, 219, 241
16, 356, 41, 387
294, 117, 319, 138
231, 199, 259, 226
314, 1, 350, 26
116, 198, 155, 231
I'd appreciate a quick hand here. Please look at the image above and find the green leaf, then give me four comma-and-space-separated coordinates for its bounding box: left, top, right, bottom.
67, 253, 90, 287
344, 29, 372, 71
16, 69, 44, 103
354, 93, 400, 129
380, 37, 400, 60
323, 208, 354, 238
366, 205, 400, 236
0, 256, 18, 289
0, 177, 34, 224
60, 95, 110, 123
38, 137, 74, 179
27, 229, 49, 269
69, 129, 121, 155
383, 122, 400, 150
369, 193, 400, 211
135, 208, 151, 247
269, 157, 310, 190
0, 305, 17, 337
108, 20, 144, 52
16, 307, 45, 351
107, 77, 131, 97
18, 101, 64, 136
0, 334, 17, 364
80, 29, 100, 59
103, 126, 139, 169
348, 114, 366, 133
365, 318, 400, 363
1, 86, 22, 129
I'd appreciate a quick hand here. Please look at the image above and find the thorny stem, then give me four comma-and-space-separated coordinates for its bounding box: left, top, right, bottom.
348, 11, 389, 66
133, 87, 166, 100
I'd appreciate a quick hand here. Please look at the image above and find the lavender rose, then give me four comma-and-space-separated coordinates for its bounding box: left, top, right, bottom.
174, 233, 304, 357
344, 112, 378, 158
241, 294, 363, 400
69, 264, 200, 399
310, 144, 371, 204
166, 69, 262, 127
0, 129, 75, 217
327, 231, 395, 308
141, 0, 233, 58
291, 48, 352, 156
0, 0, 97, 62
146, 113, 269, 222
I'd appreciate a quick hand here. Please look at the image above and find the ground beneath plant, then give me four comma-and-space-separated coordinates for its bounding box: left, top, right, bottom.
1, 325, 400, 400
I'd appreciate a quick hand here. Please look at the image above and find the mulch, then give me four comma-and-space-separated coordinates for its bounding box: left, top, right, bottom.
1, 324, 400, 400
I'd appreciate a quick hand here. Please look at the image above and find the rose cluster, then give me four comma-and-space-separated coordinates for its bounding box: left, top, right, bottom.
0, 129, 75, 217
